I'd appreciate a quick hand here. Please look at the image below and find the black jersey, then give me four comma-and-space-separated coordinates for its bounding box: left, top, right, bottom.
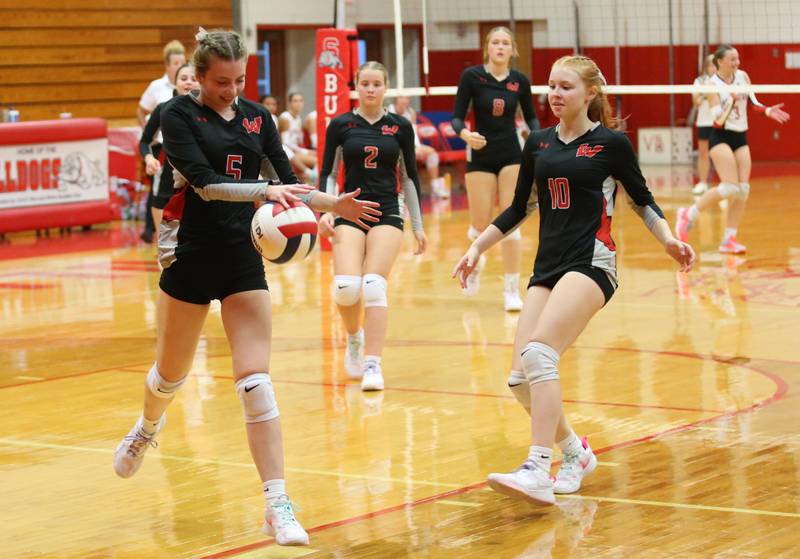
140, 102, 164, 159
139, 101, 176, 200
319, 109, 423, 230
493, 124, 664, 284
160, 93, 296, 254
451, 65, 539, 160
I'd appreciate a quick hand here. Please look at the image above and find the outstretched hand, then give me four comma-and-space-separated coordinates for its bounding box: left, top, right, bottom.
666, 238, 696, 272
333, 188, 382, 229
452, 245, 481, 289
767, 103, 790, 124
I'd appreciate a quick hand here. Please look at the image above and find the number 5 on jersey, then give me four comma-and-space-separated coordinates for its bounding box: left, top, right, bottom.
226, 154, 243, 180
547, 177, 570, 209
364, 146, 379, 169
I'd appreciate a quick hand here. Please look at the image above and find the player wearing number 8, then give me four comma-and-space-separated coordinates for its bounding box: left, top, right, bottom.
451, 26, 540, 311
454, 55, 695, 507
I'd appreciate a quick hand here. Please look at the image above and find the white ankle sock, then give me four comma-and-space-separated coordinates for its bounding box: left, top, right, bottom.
504, 273, 519, 292
140, 415, 162, 436
557, 431, 582, 456
724, 228, 737, 242
527, 445, 553, 474
688, 204, 699, 222
263, 479, 287, 505
364, 355, 381, 366
347, 330, 363, 343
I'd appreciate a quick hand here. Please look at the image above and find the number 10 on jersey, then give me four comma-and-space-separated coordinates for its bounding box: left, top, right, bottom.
547, 177, 570, 209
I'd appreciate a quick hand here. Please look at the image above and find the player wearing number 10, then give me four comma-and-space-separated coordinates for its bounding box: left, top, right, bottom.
454, 55, 695, 506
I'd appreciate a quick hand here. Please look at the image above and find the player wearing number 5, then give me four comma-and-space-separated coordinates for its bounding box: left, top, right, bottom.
318, 61, 426, 392
454, 55, 695, 505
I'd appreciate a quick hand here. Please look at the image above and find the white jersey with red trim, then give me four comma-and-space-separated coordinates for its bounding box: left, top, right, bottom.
712, 70, 749, 132
693, 74, 714, 128
279, 110, 306, 152
387, 104, 421, 147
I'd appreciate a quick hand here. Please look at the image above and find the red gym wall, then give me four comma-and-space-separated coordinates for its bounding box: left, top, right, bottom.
425, 43, 799, 161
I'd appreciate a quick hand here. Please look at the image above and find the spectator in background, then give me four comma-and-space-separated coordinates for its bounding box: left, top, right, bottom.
138, 40, 187, 127
259, 94, 279, 117
278, 92, 318, 171
261, 94, 316, 184
389, 96, 448, 198
691, 55, 716, 195
304, 109, 318, 152
136, 40, 187, 243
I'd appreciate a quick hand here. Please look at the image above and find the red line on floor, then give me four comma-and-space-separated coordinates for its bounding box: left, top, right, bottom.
194, 358, 787, 559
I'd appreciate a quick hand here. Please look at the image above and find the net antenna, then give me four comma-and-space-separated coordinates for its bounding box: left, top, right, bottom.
393, 0, 404, 94
333, 0, 344, 29
422, 0, 430, 92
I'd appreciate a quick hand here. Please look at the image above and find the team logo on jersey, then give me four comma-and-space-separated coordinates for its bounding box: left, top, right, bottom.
506, 82, 519, 92
539, 141, 550, 149
318, 37, 344, 69
576, 143, 604, 158
243, 116, 262, 134
381, 124, 399, 136
196, 116, 208, 123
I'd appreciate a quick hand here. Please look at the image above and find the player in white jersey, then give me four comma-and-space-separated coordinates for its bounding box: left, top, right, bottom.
675, 44, 789, 254
271, 93, 317, 183
691, 55, 716, 195
304, 109, 318, 150
389, 96, 448, 198
278, 92, 318, 171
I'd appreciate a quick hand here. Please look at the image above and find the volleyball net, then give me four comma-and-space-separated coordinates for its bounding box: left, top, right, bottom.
316, 0, 800, 166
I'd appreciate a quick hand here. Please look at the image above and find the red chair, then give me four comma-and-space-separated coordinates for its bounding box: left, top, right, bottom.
435, 121, 467, 164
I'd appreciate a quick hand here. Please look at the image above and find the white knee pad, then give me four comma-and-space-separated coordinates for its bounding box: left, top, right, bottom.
717, 182, 739, 199
146, 363, 187, 399
467, 226, 481, 241
504, 227, 522, 241
426, 151, 439, 170
507, 370, 531, 410
235, 373, 279, 423
738, 182, 750, 200
333, 275, 362, 306
362, 273, 388, 308
521, 342, 560, 385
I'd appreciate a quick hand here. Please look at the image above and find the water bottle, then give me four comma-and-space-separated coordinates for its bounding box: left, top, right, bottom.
7, 107, 19, 123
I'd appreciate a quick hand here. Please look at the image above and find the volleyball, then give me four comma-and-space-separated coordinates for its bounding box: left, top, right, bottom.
250, 201, 318, 264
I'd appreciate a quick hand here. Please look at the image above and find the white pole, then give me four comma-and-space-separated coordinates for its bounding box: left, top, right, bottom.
393, 0, 405, 94
422, 0, 429, 91
335, 0, 344, 29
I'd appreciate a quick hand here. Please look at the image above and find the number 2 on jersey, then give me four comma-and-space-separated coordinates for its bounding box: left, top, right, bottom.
363, 146, 379, 169
226, 154, 243, 180
547, 177, 570, 209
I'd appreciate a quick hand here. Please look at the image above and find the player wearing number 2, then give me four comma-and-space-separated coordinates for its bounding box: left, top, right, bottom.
453, 55, 695, 506
318, 61, 427, 392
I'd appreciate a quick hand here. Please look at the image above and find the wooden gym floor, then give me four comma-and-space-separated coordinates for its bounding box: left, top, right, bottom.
1, 164, 798, 558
